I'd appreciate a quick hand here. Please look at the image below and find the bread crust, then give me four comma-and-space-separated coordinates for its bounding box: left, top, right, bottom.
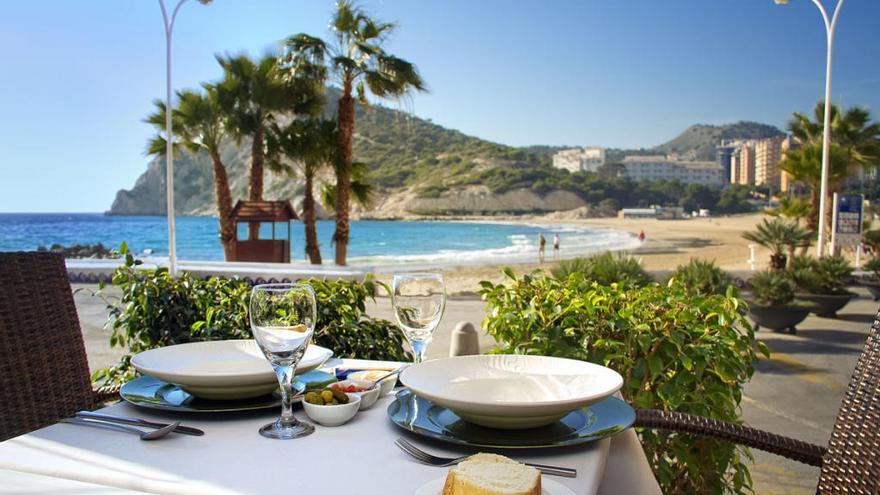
441, 454, 541, 495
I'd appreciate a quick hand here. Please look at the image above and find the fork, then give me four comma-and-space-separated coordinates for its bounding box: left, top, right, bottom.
394, 437, 577, 478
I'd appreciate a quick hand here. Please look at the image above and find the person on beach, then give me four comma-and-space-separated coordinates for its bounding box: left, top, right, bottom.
538, 233, 546, 263
638, 230, 646, 243
553, 234, 560, 260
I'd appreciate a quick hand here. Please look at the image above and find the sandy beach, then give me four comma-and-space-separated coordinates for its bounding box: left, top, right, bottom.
376, 212, 768, 295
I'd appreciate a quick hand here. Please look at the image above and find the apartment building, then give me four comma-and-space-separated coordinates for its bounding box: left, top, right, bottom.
620, 155, 725, 187
755, 137, 785, 189
552, 147, 606, 173
728, 143, 756, 185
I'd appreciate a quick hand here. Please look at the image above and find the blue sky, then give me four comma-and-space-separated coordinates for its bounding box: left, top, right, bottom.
1, 0, 878, 212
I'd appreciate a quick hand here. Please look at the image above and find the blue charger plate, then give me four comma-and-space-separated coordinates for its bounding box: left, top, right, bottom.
387, 388, 634, 449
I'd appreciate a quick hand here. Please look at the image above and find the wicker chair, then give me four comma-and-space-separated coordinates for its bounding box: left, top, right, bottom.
0, 252, 118, 442
635, 308, 880, 494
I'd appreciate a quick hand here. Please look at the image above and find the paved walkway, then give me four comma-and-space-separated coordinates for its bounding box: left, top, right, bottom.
74, 285, 877, 494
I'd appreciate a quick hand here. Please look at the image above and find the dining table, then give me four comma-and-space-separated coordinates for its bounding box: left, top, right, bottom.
0, 358, 661, 495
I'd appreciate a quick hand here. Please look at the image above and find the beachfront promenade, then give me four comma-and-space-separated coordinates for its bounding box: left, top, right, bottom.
73, 283, 876, 494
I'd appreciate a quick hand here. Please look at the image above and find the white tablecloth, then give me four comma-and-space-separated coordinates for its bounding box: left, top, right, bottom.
0, 359, 660, 495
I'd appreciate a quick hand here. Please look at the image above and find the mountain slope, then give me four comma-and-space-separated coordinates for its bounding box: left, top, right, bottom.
108, 99, 783, 216
652, 122, 784, 160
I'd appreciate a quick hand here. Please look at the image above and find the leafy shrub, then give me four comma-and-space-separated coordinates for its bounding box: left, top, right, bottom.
479, 269, 764, 494
670, 258, 735, 296
551, 251, 653, 287
92, 249, 409, 386
789, 255, 853, 294
747, 270, 796, 306
863, 256, 880, 279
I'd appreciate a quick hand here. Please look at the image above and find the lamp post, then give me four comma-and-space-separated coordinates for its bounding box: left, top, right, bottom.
774, 0, 845, 257
158, 0, 211, 275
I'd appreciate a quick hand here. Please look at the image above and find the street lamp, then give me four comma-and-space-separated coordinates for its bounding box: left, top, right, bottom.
158, 0, 211, 275
774, 0, 845, 257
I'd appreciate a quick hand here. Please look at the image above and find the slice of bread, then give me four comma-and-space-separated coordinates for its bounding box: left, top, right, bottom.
441, 453, 541, 495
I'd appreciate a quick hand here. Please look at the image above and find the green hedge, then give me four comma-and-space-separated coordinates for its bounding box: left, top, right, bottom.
92, 250, 410, 385
479, 269, 766, 495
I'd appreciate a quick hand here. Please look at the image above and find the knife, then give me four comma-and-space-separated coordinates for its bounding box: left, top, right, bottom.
76, 411, 205, 436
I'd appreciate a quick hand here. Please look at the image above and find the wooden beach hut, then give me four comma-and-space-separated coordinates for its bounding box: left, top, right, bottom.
228, 200, 297, 263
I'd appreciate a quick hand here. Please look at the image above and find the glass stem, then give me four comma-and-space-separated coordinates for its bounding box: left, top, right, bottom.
410, 339, 429, 363
273, 363, 298, 427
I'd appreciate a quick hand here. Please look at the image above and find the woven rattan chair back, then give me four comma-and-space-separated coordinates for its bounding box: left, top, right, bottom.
816, 309, 880, 494
0, 252, 95, 441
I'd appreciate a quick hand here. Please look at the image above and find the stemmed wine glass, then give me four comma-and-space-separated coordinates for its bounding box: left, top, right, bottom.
249, 283, 316, 440
392, 273, 447, 363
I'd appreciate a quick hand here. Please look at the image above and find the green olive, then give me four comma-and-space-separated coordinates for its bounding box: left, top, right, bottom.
320, 390, 334, 403
304, 392, 322, 405
331, 389, 349, 404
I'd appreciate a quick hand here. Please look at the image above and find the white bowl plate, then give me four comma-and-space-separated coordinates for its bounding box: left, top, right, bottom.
302, 394, 361, 426
132, 339, 332, 400
347, 370, 397, 397
400, 355, 623, 429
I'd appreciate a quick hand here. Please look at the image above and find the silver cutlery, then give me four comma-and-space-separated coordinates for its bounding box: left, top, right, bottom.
61, 417, 180, 441
75, 411, 204, 436
394, 437, 577, 478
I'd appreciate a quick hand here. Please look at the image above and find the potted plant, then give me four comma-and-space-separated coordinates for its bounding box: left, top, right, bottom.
789, 255, 856, 318
669, 258, 736, 296
745, 270, 813, 334
862, 256, 880, 300
742, 218, 812, 270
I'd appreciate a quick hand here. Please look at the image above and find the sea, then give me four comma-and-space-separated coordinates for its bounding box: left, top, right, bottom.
0, 213, 638, 266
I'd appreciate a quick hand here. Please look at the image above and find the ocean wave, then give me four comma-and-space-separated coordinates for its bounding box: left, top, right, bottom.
351, 224, 639, 268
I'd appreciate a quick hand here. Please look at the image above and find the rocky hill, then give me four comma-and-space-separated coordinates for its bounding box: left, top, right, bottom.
108, 95, 783, 217
652, 122, 784, 161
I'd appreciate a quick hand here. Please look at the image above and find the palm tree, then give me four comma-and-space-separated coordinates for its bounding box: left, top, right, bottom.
145, 87, 236, 260
215, 53, 321, 239
766, 196, 811, 227
283, 1, 425, 265
742, 218, 813, 270
790, 103, 880, 164
267, 119, 337, 265
320, 160, 375, 214
779, 142, 850, 232
787, 102, 880, 232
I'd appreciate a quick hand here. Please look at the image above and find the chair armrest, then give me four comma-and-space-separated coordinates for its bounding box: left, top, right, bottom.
92, 384, 121, 405
635, 408, 826, 467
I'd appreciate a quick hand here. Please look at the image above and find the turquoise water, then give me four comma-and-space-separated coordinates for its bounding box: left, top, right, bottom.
0, 213, 636, 265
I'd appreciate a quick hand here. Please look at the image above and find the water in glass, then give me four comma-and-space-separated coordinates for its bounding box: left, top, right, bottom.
250, 283, 316, 440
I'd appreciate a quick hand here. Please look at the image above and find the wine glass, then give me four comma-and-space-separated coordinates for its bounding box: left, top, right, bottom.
392, 273, 446, 363
249, 283, 316, 440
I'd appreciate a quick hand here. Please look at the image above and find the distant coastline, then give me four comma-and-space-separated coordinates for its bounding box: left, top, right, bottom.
0, 213, 637, 268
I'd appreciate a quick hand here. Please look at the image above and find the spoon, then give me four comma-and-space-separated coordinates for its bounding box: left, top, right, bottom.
61, 417, 180, 441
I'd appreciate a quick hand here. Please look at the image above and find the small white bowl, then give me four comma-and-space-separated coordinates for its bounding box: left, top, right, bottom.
302, 393, 361, 426
332, 380, 380, 410
347, 371, 397, 397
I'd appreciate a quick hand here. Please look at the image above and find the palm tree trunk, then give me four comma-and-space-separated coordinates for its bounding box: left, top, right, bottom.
210, 150, 236, 261
807, 186, 821, 233
334, 80, 355, 266
303, 173, 322, 265
248, 126, 265, 240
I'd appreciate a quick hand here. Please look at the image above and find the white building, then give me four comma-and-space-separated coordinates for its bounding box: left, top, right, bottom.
552, 147, 606, 173
620, 155, 724, 187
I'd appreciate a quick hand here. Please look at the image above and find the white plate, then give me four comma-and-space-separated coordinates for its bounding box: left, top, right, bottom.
132, 340, 332, 400
400, 355, 623, 429
414, 476, 575, 495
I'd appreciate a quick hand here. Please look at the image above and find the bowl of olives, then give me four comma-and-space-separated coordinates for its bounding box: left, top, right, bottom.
302, 387, 361, 426
330, 380, 381, 410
